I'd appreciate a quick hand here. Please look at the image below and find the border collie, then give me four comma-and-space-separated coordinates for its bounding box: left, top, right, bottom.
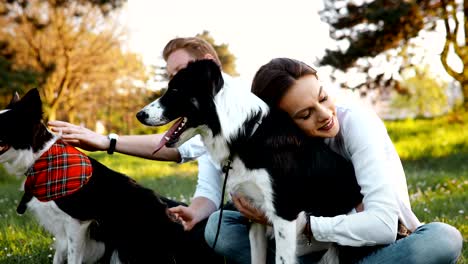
136, 60, 363, 264
0, 89, 187, 264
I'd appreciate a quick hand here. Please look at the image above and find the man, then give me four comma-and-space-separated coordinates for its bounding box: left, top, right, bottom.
49, 37, 238, 263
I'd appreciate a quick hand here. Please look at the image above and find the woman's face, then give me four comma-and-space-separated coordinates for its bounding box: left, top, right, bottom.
278, 75, 339, 138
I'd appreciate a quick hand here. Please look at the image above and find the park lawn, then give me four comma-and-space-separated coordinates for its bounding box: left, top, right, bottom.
0, 111, 467, 263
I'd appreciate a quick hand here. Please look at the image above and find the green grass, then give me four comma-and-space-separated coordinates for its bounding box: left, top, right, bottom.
386, 112, 468, 263
0, 111, 467, 263
0, 156, 199, 263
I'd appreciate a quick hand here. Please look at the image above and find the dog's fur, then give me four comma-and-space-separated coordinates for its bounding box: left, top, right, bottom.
137, 60, 363, 264
0, 89, 188, 264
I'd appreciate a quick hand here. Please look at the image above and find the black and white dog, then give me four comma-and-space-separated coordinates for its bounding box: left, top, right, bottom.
137, 60, 363, 264
0, 89, 188, 264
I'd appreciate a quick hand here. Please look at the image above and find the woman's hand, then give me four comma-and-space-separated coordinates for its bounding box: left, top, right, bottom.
231, 193, 271, 225
355, 202, 364, 212
48, 120, 109, 151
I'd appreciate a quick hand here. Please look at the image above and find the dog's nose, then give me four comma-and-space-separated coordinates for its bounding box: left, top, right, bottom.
136, 111, 149, 122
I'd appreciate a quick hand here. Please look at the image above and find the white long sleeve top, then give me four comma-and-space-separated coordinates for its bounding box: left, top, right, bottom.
309, 104, 421, 246
178, 91, 421, 246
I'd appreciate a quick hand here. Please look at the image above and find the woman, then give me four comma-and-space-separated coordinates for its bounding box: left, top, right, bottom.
204, 58, 463, 263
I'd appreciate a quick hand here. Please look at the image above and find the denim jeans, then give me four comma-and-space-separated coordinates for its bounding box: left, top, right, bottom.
205, 210, 463, 264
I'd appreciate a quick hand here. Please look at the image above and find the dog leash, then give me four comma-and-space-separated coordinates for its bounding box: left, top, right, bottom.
211, 114, 263, 250
211, 154, 233, 250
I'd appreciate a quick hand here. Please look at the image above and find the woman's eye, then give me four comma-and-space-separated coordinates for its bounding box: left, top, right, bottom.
320, 96, 328, 103
300, 111, 311, 120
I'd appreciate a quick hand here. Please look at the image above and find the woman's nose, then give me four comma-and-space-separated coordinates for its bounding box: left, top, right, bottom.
316, 105, 331, 121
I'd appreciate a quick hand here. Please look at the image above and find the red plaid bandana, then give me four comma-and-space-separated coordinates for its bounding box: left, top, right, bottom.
24, 140, 93, 202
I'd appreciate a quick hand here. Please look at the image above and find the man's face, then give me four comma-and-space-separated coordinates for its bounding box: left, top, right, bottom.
166, 49, 195, 79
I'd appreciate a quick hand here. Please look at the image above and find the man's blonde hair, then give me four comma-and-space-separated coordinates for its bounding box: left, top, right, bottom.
163, 37, 221, 66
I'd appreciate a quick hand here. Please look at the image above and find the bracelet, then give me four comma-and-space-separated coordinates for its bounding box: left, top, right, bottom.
107, 133, 118, 155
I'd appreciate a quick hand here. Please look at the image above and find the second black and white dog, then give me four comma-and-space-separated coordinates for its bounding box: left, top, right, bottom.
137, 60, 363, 264
0, 89, 189, 264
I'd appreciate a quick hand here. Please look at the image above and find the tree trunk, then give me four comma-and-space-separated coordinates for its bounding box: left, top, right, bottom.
47, 108, 56, 122
462, 82, 468, 109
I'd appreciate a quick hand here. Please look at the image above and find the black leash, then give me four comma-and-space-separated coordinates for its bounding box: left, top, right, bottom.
211, 114, 263, 250
211, 155, 233, 250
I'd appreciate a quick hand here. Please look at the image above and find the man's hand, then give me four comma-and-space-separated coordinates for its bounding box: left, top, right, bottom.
168, 205, 199, 231
168, 197, 217, 231
231, 193, 270, 225
48, 120, 108, 151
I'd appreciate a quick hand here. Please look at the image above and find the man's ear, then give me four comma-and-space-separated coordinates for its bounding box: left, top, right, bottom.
203, 54, 215, 61
6, 92, 21, 108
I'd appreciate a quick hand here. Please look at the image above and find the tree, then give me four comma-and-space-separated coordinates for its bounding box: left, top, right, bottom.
320, 0, 468, 108
0, 0, 126, 15
0, 0, 126, 91
390, 67, 449, 118
196, 30, 238, 76
0, 0, 148, 123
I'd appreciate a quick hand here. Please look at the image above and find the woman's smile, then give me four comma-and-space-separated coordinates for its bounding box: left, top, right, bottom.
319, 117, 335, 131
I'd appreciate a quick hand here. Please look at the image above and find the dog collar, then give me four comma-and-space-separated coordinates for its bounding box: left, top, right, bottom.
24, 140, 93, 201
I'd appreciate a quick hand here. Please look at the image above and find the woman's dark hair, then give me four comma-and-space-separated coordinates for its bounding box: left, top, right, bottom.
251, 58, 317, 107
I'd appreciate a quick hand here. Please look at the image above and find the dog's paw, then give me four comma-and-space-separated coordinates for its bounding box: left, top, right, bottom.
296, 211, 332, 256
296, 211, 308, 237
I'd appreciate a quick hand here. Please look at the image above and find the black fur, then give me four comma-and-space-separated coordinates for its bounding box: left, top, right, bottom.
149, 60, 363, 221
231, 109, 362, 220
53, 157, 185, 263
149, 60, 223, 143
0, 89, 53, 152
2, 88, 199, 264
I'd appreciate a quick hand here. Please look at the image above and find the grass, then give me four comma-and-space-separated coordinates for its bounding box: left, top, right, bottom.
0, 111, 467, 263
0, 156, 199, 263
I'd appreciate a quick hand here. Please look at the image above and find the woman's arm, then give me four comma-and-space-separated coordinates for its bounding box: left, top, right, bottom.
48, 120, 181, 161
309, 107, 400, 246
112, 134, 181, 161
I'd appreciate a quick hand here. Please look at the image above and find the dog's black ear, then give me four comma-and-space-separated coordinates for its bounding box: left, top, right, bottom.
6, 91, 21, 108
18, 88, 43, 121
195, 59, 224, 96
207, 60, 224, 95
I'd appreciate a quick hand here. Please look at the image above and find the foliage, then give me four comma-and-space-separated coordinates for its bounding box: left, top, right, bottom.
390, 67, 450, 118
0, 0, 150, 132
0, 56, 40, 96
196, 30, 238, 76
319, 0, 468, 107
0, 0, 126, 16
152, 31, 239, 88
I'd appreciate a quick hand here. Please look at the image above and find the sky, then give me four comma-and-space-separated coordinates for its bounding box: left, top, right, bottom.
118, 0, 460, 100
119, 0, 334, 84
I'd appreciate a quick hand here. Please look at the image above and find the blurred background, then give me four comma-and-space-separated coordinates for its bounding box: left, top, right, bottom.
1, 0, 466, 132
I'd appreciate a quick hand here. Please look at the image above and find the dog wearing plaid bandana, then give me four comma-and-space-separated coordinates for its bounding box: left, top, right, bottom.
0, 89, 188, 264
